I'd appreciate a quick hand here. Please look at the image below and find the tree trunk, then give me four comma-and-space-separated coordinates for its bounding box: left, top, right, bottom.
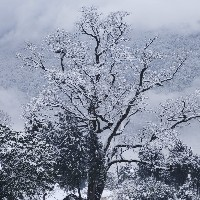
87, 130, 107, 200
87, 162, 107, 200
43, 193, 47, 200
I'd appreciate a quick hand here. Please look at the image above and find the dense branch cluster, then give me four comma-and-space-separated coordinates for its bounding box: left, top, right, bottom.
113, 140, 200, 199
1, 7, 200, 200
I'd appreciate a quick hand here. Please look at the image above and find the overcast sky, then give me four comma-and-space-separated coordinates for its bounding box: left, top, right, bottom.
1, 0, 200, 47
0, 0, 200, 153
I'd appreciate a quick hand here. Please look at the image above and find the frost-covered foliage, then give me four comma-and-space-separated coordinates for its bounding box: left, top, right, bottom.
166, 140, 200, 195
0, 124, 57, 199
112, 139, 200, 200
0, 112, 58, 199
0, 110, 11, 127
15, 7, 200, 200
176, 180, 198, 200
25, 107, 90, 191
160, 90, 200, 129
115, 177, 175, 200
114, 176, 199, 200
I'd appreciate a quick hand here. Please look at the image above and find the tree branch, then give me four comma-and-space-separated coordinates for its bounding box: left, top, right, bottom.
107, 159, 148, 170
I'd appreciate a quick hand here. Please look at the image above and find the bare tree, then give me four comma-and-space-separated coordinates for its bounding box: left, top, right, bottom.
17, 7, 200, 200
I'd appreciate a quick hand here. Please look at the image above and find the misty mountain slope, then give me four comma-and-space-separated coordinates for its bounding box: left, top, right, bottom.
1, 29, 200, 138
1, 29, 200, 94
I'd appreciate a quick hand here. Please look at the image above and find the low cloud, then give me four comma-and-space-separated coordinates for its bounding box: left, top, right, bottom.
0, 87, 27, 131
1, 0, 200, 48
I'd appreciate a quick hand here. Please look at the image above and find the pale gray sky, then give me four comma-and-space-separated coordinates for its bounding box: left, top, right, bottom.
0, 0, 200, 46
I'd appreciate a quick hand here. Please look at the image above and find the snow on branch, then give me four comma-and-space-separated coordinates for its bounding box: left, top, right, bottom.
160, 90, 200, 129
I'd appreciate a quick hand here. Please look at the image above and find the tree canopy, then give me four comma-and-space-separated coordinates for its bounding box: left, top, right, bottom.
1, 6, 200, 200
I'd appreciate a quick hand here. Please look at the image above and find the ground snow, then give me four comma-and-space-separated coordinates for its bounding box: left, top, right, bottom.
45, 187, 113, 200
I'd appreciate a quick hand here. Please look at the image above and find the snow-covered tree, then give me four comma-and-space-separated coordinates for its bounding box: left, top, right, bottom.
24, 107, 90, 195
115, 177, 175, 200
17, 7, 200, 200
137, 144, 166, 182
114, 174, 199, 200
114, 139, 200, 200
0, 123, 57, 199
